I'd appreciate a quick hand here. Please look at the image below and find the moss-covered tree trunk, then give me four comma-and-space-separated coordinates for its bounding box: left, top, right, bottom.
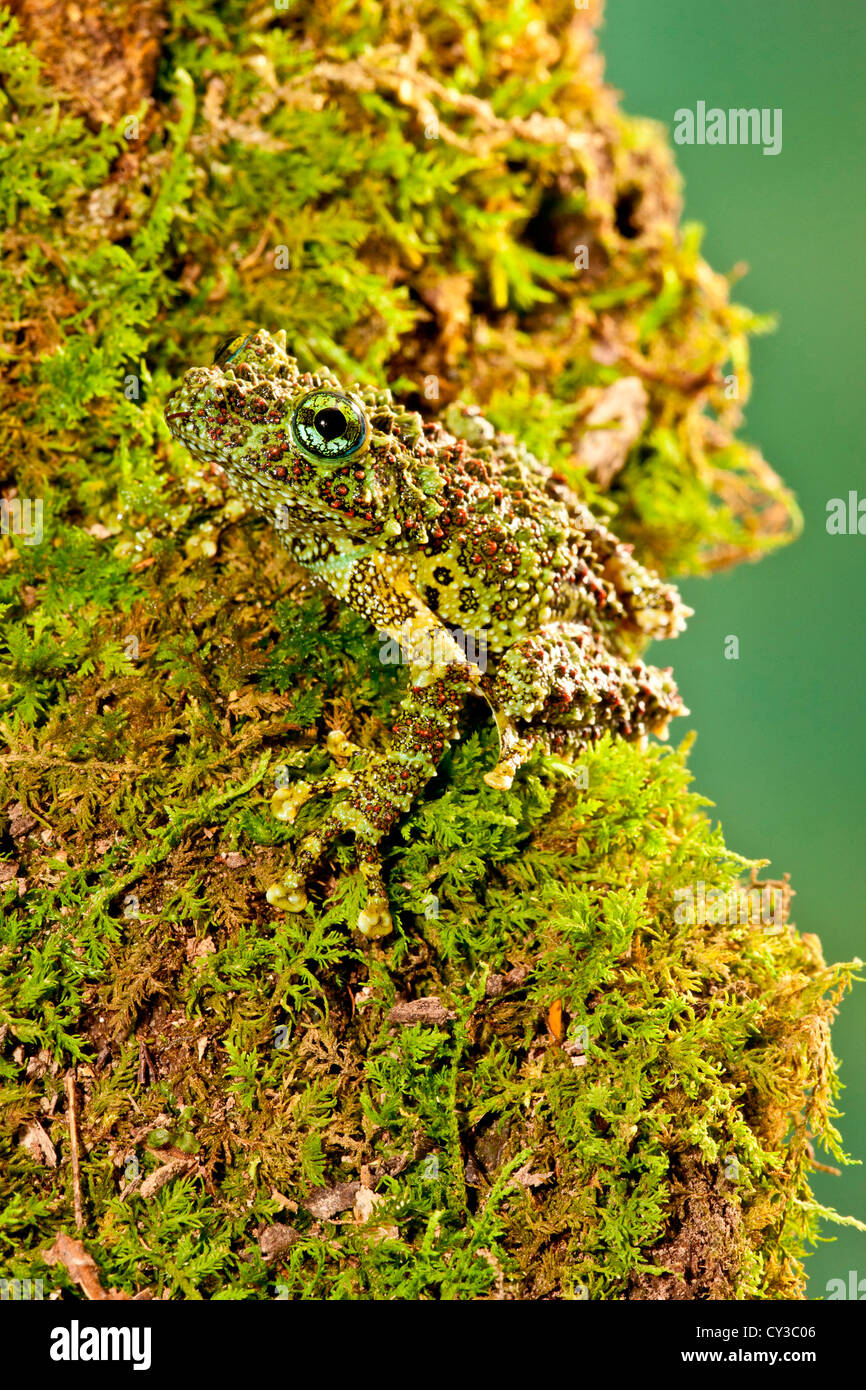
0, 0, 858, 1299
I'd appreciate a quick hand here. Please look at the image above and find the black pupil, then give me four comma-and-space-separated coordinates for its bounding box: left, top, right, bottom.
314, 408, 347, 441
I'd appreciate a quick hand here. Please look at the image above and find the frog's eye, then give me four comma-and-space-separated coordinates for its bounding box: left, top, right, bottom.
289, 389, 370, 461
213, 335, 250, 367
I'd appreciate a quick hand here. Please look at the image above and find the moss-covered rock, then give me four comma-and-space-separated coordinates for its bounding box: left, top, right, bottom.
0, 0, 858, 1300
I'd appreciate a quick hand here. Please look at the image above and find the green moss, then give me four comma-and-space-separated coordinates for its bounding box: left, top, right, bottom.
0, 0, 857, 1300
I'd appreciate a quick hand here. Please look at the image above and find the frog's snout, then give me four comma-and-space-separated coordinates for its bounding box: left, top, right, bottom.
163, 386, 189, 435
164, 369, 212, 440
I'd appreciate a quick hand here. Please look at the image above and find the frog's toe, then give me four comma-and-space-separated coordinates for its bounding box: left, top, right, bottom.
271, 766, 356, 824
268, 775, 400, 936
271, 781, 314, 824
357, 895, 393, 938
266, 870, 308, 912
357, 855, 393, 937
484, 732, 532, 790
326, 729, 364, 760
484, 762, 516, 790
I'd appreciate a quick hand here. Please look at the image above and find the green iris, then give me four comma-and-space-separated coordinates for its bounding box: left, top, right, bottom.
290, 389, 369, 461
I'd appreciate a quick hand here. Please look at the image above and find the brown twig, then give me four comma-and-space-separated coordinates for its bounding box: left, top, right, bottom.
65, 1071, 84, 1231
42, 1233, 130, 1300
137, 1038, 156, 1087
809, 1158, 842, 1177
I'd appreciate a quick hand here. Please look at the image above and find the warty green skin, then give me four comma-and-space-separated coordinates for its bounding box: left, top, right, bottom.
165, 329, 690, 936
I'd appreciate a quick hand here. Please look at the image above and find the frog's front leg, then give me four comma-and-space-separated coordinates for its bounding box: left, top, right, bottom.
267, 552, 480, 936
268, 661, 473, 934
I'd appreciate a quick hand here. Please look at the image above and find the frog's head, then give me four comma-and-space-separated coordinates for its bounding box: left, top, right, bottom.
164, 328, 444, 544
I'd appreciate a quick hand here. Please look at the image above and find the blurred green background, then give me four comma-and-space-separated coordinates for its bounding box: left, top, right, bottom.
603, 0, 865, 1296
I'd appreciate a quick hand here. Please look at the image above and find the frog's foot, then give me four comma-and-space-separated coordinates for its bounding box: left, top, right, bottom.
271, 780, 317, 826
266, 792, 398, 935
483, 716, 533, 791
266, 867, 309, 913
481, 621, 687, 787
325, 728, 364, 761
270, 731, 365, 824
266, 807, 343, 918
356, 851, 393, 938
271, 772, 353, 825
266, 839, 392, 936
